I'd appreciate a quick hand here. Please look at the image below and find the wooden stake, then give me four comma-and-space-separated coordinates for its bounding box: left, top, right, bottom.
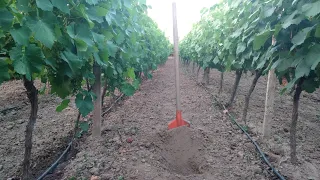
92, 63, 102, 137
263, 69, 276, 139
172, 2, 181, 111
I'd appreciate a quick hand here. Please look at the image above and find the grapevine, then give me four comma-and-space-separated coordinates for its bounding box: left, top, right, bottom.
0, 0, 171, 178
180, 0, 320, 164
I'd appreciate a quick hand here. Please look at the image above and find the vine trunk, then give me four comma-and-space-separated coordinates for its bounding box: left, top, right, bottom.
22, 77, 38, 180
203, 67, 210, 85
290, 78, 303, 164
219, 72, 224, 94
241, 70, 263, 124
226, 70, 242, 107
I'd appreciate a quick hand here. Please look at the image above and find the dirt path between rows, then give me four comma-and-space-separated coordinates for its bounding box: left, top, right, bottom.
62, 57, 270, 180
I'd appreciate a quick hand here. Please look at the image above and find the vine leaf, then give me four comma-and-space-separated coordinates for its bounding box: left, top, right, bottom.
123, 0, 131, 8
50, 76, 72, 98
236, 42, 246, 55
93, 52, 108, 67
52, 0, 70, 14
107, 41, 118, 58
36, 0, 53, 11
295, 59, 310, 78
261, 6, 276, 18
56, 99, 70, 112
0, 9, 14, 30
301, 1, 320, 18
124, 68, 135, 79
67, 23, 94, 47
302, 78, 319, 93
253, 30, 271, 50
75, 92, 94, 117
9, 45, 44, 80
16, 0, 29, 12
315, 24, 320, 38
291, 26, 314, 51
10, 26, 31, 46
86, 0, 99, 5
307, 45, 320, 70
281, 11, 303, 29
27, 19, 56, 48
120, 82, 135, 96
60, 50, 83, 73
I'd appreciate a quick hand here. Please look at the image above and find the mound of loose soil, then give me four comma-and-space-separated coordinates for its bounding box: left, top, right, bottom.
152, 126, 206, 175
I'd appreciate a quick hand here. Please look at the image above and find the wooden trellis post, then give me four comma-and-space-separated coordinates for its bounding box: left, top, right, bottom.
263, 69, 276, 139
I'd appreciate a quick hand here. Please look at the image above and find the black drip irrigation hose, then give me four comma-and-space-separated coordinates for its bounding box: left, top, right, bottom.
222, 104, 286, 180
37, 94, 125, 180
182, 66, 286, 180
37, 142, 72, 180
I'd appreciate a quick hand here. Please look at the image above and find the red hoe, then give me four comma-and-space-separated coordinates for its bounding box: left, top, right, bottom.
168, 2, 190, 130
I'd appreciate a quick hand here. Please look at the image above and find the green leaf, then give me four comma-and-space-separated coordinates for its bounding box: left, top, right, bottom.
123, 0, 131, 8
9, 45, 44, 80
302, 1, 320, 18
50, 76, 72, 98
98, 48, 109, 64
67, 23, 94, 47
282, 11, 303, 29
36, 0, 53, 11
10, 26, 31, 46
274, 24, 282, 37
56, 99, 70, 112
120, 82, 135, 96
115, 32, 125, 45
60, 50, 83, 73
76, 92, 94, 117
231, 29, 242, 38
253, 30, 271, 50
94, 6, 109, 16
315, 24, 320, 38
0, 60, 10, 84
125, 68, 135, 79
0, 0, 10, 8
52, 0, 70, 14
107, 41, 118, 58
86, 0, 99, 5
132, 79, 140, 90
77, 4, 94, 28
92, 32, 106, 46
16, 0, 29, 12
93, 52, 107, 67
236, 43, 246, 55
0, 8, 13, 30
79, 121, 89, 132
27, 19, 56, 48
295, 52, 315, 78
44, 58, 57, 70
75, 39, 88, 51
302, 78, 318, 93
261, 7, 276, 18
307, 45, 320, 70
291, 26, 314, 50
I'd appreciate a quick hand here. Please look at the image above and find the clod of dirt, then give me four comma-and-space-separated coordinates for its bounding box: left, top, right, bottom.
153, 126, 206, 176
126, 137, 133, 143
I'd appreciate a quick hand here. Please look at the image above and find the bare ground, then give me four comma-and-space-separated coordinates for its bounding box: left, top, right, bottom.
0, 80, 78, 179
1, 57, 319, 180
62, 58, 272, 180
194, 64, 320, 180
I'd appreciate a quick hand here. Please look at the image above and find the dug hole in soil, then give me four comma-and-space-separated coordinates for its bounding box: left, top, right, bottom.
62, 57, 269, 180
